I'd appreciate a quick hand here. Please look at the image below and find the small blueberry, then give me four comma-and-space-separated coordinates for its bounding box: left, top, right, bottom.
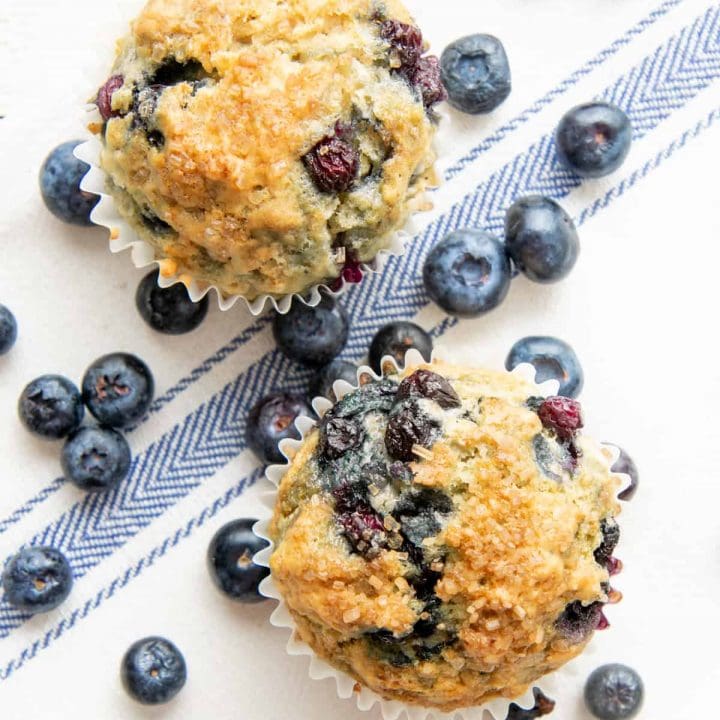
2, 546, 73, 614
121, 636, 187, 705
18, 375, 84, 440
0, 304, 18, 355
61, 426, 132, 492
39, 140, 99, 226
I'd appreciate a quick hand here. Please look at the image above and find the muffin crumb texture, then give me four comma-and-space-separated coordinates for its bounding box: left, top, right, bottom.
97, 0, 442, 300
270, 363, 622, 710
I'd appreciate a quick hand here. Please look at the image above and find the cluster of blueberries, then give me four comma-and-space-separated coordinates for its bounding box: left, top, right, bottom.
1, 28, 644, 720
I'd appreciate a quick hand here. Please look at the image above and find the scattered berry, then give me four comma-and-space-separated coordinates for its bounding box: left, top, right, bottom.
61, 426, 131, 492
610, 446, 639, 501
396, 369, 461, 409
320, 416, 365, 460
207, 519, 269, 603
82, 353, 155, 428
556, 600, 604, 643
538, 396, 583, 440
368, 321, 433, 374
2, 546, 73, 614
18, 375, 84, 440
408, 55, 447, 108
505, 336, 584, 398
505, 196, 580, 283
585, 664, 644, 720
556, 102, 632, 179
385, 402, 439, 461
303, 125, 359, 193
39, 140, 99, 226
135, 270, 208, 335
441, 34, 511, 114
506, 688, 556, 719
310, 359, 359, 400
246, 393, 312, 465
423, 228, 511, 318
121, 636, 187, 705
594, 518, 620, 567
96, 75, 124, 121
0, 304, 17, 355
273, 295, 349, 368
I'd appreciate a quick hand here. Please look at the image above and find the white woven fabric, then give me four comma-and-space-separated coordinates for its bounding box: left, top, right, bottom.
1, 0, 719, 717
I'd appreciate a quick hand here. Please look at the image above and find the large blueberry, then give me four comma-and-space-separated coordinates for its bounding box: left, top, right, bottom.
18, 375, 84, 440
584, 664, 643, 720
207, 518, 269, 603
2, 546, 73, 614
273, 295, 349, 368
505, 196, 579, 283
0, 304, 17, 355
61, 426, 131, 492
121, 636, 187, 705
440, 34, 511, 114
310, 359, 359, 400
506, 336, 583, 398
39, 140, 99, 226
423, 229, 511, 318
246, 393, 312, 464
136, 270, 209, 335
368, 321, 433, 374
556, 102, 632, 178
82, 353, 154, 428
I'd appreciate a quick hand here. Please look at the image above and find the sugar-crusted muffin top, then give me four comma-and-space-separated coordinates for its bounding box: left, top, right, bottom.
270, 362, 622, 710
96, 0, 443, 300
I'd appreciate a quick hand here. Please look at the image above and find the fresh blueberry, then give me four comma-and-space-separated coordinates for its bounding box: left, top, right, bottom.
310, 359, 359, 400
246, 393, 312, 464
2, 546, 73, 614
136, 270, 209, 335
207, 519, 269, 603
423, 229, 511, 318
505, 196, 579, 283
609, 446, 639, 501
585, 664, 643, 720
369, 321, 433, 374
0, 304, 17, 355
506, 336, 584, 398
303, 124, 359, 193
61, 426, 131, 492
121, 636, 187, 705
506, 688, 556, 719
556, 102, 632, 179
18, 375, 84, 440
82, 353, 154, 428
39, 140, 99, 226
273, 295, 349, 368
440, 34, 511, 114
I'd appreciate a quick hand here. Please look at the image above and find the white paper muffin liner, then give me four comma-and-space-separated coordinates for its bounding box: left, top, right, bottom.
252, 350, 630, 720
74, 109, 431, 315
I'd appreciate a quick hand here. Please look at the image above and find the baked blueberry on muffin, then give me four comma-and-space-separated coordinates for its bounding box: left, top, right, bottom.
270, 363, 622, 710
94, 0, 444, 301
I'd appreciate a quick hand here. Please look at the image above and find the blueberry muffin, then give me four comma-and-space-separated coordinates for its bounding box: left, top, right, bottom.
94, 0, 445, 300
269, 363, 623, 711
